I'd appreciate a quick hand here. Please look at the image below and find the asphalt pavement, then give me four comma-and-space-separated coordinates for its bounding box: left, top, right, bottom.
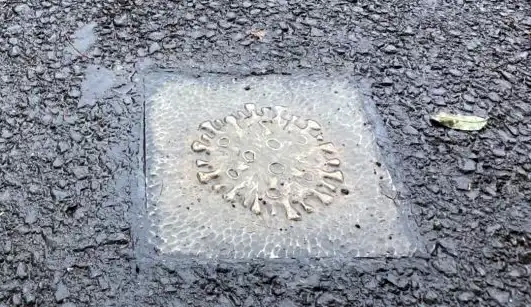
0, 1, 530, 306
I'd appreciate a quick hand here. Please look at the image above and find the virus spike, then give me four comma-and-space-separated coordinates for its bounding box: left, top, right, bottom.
285, 115, 300, 132
305, 119, 322, 131
319, 169, 345, 182
280, 198, 301, 220
200, 134, 212, 144
251, 200, 261, 215
224, 181, 247, 202
318, 181, 337, 192
197, 169, 220, 184
212, 119, 224, 129
191, 141, 210, 153
195, 159, 210, 167
198, 120, 220, 137
325, 158, 341, 167
243, 186, 258, 208
312, 190, 334, 205
244, 103, 260, 119
225, 115, 242, 129
213, 184, 232, 193
258, 120, 273, 135
299, 201, 315, 213
319, 142, 337, 154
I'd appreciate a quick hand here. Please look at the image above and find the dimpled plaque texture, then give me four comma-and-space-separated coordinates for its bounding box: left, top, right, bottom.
144, 73, 416, 258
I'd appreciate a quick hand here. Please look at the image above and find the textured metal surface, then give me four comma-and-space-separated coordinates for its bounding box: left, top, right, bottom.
144, 72, 417, 258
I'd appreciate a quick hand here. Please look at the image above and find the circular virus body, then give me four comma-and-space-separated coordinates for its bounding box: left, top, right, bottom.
191, 104, 345, 221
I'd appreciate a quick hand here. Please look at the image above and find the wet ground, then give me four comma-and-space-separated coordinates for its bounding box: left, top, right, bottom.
1, 1, 530, 306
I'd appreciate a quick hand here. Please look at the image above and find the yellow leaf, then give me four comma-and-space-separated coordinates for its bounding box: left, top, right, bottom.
431, 112, 488, 131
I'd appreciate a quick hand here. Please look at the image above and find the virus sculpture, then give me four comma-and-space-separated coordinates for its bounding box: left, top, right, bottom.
191, 104, 345, 221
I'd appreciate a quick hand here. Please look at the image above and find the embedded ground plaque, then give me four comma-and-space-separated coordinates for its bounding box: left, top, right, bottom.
143, 73, 417, 258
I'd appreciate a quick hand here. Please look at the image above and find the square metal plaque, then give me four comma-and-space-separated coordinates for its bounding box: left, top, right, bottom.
143, 72, 417, 258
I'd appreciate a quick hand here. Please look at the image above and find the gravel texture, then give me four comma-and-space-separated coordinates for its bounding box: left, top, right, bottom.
1, 0, 530, 306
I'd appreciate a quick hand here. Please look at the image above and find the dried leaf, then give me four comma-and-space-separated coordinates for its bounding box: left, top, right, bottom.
250, 29, 266, 40
431, 112, 488, 131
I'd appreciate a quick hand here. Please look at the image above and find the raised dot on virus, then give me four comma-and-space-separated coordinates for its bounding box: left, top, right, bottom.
191, 103, 345, 221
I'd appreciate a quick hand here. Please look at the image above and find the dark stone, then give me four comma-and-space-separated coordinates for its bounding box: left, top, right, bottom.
299, 60, 312, 68
438, 239, 458, 257
492, 148, 506, 157
1, 129, 13, 139
463, 94, 475, 103
310, 27, 324, 37
53, 158, 64, 168
381, 77, 394, 86
519, 251, 531, 264
448, 69, 463, 77
70, 130, 83, 142
13, 4, 31, 15
276, 299, 297, 307
190, 31, 205, 39
433, 96, 446, 106
488, 92, 501, 102
24, 209, 37, 224
58, 142, 70, 153
114, 14, 128, 26
73, 239, 96, 252
226, 12, 236, 21
208, 2, 220, 9
403, 125, 419, 135
424, 290, 438, 304
102, 233, 129, 245
316, 292, 345, 306
55, 282, 70, 302
458, 158, 476, 172
16, 262, 28, 278
384, 273, 399, 286
72, 166, 89, 180
500, 71, 514, 83
232, 33, 244, 41
383, 44, 397, 53
431, 88, 447, 96
3, 240, 12, 254
494, 78, 512, 90
7, 25, 22, 35
454, 176, 471, 190
148, 32, 166, 42
487, 288, 509, 305
507, 268, 523, 278
51, 189, 69, 201
68, 88, 81, 98
457, 291, 475, 302
12, 293, 22, 306
218, 20, 232, 29
22, 282, 35, 304
432, 257, 458, 276
149, 42, 161, 54
9, 46, 21, 57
